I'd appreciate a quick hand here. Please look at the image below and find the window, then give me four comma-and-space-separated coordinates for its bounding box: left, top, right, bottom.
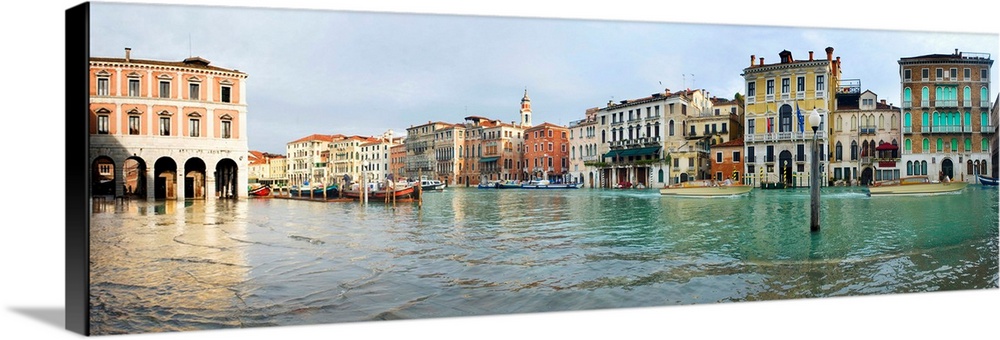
797, 76, 805, 92
189, 83, 200, 100
97, 78, 109, 96
159, 116, 171, 136
936, 138, 943, 151
128, 78, 140, 96
984, 139, 989, 152
922, 138, 930, 152
904, 139, 911, 153
747, 81, 756, 97
733, 151, 741, 162
716, 152, 723, 163
128, 115, 140, 135
936, 68, 943, 79
97, 115, 109, 134
781, 78, 789, 94
766, 79, 774, 95
950, 68, 957, 79
851, 141, 858, 160
904, 69, 911, 81
816, 75, 825, 91
964, 68, 971, 80
221, 85, 232, 103
965, 138, 972, 151
982, 69, 988, 80
159, 81, 170, 98
922, 68, 929, 80
669, 120, 675, 136
221, 120, 232, 139
189, 118, 200, 137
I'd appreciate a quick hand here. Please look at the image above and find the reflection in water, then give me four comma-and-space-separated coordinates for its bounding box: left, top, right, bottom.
89, 187, 999, 334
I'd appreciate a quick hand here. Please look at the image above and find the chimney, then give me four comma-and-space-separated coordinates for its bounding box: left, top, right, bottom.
759, 57, 764, 65
125, 47, 131, 62
750, 54, 756, 67
880, 99, 887, 105
825, 46, 834, 61
665, 88, 671, 96
809, 51, 814, 61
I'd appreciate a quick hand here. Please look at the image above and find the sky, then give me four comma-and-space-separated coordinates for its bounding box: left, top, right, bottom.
87, 1, 999, 155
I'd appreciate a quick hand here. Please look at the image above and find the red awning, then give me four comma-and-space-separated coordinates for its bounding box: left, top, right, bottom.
875, 143, 898, 151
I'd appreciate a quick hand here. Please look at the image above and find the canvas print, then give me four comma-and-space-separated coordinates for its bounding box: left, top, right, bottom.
73, 1, 999, 336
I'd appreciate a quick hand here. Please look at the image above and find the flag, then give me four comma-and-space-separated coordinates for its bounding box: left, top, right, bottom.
796, 102, 805, 133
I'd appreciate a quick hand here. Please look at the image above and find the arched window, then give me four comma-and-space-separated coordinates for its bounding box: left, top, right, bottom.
878, 114, 885, 130
964, 86, 972, 106
921, 112, 928, 128
835, 141, 843, 161
905, 139, 911, 153
850, 115, 857, 130
968, 160, 974, 175
904, 112, 911, 130
921, 161, 928, 175
891, 114, 898, 130
936, 138, 943, 152
907, 161, 913, 176
922, 138, 930, 153
965, 138, 972, 151
921, 87, 929, 106
982, 112, 989, 129
982, 160, 988, 175
983, 139, 989, 152
951, 138, 958, 152
669, 120, 675, 136
851, 140, 858, 160
903, 87, 912, 105
601, 130, 606, 143
982, 87, 989, 106
965, 112, 972, 129
836, 116, 843, 132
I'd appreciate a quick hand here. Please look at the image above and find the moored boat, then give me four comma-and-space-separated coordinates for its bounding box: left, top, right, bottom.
477, 180, 522, 189
520, 179, 583, 189
248, 184, 272, 197
342, 183, 418, 200
866, 176, 968, 196
289, 184, 339, 198
977, 175, 998, 186
659, 180, 753, 197
418, 179, 446, 191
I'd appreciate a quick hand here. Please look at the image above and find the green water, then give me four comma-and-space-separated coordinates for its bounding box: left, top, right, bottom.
88, 186, 999, 334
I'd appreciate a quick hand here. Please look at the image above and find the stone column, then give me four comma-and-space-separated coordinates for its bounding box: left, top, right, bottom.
176, 164, 186, 200
145, 167, 156, 201
115, 157, 125, 197
205, 166, 216, 200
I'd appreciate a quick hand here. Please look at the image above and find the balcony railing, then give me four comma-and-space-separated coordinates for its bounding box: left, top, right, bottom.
921, 100, 930, 107
931, 125, 963, 133
860, 157, 872, 165
859, 126, 877, 134
964, 100, 972, 107
744, 131, 826, 143
903, 126, 913, 133
921, 126, 931, 133
982, 125, 996, 133
935, 100, 958, 107
964, 125, 973, 133
982, 100, 991, 108
902, 100, 912, 108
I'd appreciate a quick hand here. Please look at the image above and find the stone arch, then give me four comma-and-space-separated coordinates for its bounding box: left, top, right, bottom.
123, 156, 148, 199
153, 157, 178, 199
91, 156, 116, 196
184, 158, 207, 199
216, 158, 239, 199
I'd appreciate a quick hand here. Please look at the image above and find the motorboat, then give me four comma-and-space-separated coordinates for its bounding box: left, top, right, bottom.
866, 176, 968, 196
659, 180, 753, 197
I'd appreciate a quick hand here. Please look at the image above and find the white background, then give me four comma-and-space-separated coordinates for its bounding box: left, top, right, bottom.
1, 1, 997, 339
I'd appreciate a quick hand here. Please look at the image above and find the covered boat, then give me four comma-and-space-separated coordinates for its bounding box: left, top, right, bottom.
520, 179, 582, 189
659, 180, 753, 197
289, 184, 339, 198
342, 183, 419, 200
866, 176, 968, 196
977, 175, 998, 186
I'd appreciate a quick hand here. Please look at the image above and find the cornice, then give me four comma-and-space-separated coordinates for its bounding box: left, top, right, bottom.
89, 61, 248, 78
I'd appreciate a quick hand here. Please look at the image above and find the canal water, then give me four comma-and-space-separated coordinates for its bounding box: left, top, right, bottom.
89, 186, 999, 334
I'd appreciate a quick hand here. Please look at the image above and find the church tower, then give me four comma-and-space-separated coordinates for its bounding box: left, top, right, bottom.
520, 88, 532, 127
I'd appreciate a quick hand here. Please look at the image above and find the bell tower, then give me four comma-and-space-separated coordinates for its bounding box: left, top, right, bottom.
520, 88, 532, 127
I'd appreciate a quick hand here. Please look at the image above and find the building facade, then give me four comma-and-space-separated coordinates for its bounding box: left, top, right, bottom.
405, 121, 453, 180
390, 142, 407, 181
286, 134, 340, 188
569, 107, 601, 187
89, 48, 249, 199
523, 123, 570, 182
360, 131, 402, 184
898, 49, 994, 182
742, 48, 840, 187
710, 138, 745, 182
830, 87, 902, 186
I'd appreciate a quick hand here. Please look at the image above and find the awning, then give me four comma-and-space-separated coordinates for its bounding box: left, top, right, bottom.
604, 146, 661, 158
875, 143, 898, 151
479, 156, 500, 163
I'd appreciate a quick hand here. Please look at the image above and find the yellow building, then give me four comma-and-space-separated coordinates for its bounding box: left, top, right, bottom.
742, 48, 841, 187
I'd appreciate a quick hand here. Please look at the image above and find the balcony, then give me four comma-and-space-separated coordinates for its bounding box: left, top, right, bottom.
903, 126, 913, 134
935, 100, 958, 107
964, 100, 972, 107
921, 100, 930, 108
982, 100, 992, 108
744, 130, 826, 143
983, 125, 996, 133
931, 125, 962, 133
859, 125, 877, 134
764, 155, 775, 163
902, 100, 912, 109
860, 157, 872, 165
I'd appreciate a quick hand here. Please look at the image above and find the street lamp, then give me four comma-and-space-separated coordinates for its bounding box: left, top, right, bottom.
808, 108, 822, 232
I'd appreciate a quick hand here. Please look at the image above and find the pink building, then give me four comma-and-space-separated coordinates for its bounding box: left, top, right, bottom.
89, 48, 249, 199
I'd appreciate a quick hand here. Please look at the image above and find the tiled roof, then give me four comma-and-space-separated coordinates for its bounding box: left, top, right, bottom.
288, 134, 343, 144
713, 138, 744, 148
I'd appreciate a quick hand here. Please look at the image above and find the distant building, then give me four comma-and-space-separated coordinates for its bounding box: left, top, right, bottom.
831, 87, 902, 186
405, 121, 453, 180
390, 142, 407, 181
710, 138, 744, 183
360, 130, 402, 184
89, 48, 248, 199
568, 107, 600, 187
897, 49, 994, 182
286, 134, 341, 187
742, 48, 841, 187
248, 151, 286, 186
523, 122, 570, 182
